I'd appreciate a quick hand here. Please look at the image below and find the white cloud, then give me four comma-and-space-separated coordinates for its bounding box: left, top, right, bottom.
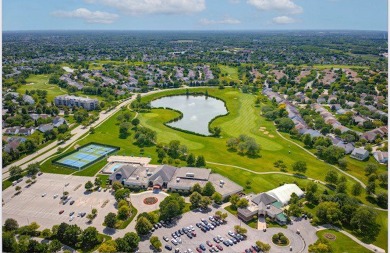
200, 17, 241, 26
52, 8, 118, 24
272, 15, 297, 24
247, 0, 303, 14
86, 0, 206, 15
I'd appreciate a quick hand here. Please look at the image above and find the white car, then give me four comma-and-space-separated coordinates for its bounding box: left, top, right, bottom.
53, 194, 59, 198
171, 239, 178, 245
42, 193, 47, 197
69, 216, 74, 221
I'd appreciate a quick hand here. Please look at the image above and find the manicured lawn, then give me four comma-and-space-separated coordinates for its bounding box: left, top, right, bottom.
316, 229, 371, 253
17, 74, 67, 101
73, 159, 108, 177
373, 210, 388, 250
224, 205, 238, 215
218, 65, 241, 83
96, 174, 110, 188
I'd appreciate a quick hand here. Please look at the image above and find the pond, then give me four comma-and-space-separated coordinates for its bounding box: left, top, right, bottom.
151, 95, 228, 135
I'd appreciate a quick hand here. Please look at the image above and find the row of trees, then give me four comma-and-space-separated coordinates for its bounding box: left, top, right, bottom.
3, 219, 102, 253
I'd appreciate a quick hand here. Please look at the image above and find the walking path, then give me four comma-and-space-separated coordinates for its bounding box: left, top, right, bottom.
316, 224, 386, 253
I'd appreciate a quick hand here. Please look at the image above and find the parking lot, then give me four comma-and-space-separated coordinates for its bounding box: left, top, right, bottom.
2, 173, 117, 230
138, 207, 307, 253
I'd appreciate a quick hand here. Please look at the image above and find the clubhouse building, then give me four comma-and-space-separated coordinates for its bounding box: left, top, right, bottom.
237, 184, 304, 225
108, 163, 243, 199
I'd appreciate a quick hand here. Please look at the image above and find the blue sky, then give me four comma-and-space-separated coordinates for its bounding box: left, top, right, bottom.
3, 0, 388, 31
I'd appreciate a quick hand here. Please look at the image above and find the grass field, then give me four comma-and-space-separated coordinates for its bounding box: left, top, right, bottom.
315, 229, 372, 253
17, 75, 67, 101
218, 65, 241, 83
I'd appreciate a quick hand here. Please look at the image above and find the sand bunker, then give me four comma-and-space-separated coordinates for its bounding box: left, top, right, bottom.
268, 135, 274, 138
264, 131, 269, 135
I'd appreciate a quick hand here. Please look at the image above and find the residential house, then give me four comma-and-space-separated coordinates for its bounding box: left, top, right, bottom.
350, 148, 369, 161
22, 95, 35, 105
373, 151, 388, 164
52, 117, 67, 127
38, 123, 54, 133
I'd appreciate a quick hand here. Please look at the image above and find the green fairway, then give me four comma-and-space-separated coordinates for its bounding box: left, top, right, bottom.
218, 64, 241, 83
17, 75, 67, 101
373, 210, 388, 250
316, 230, 371, 253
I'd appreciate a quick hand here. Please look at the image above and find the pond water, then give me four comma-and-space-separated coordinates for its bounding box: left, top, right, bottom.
151, 95, 228, 135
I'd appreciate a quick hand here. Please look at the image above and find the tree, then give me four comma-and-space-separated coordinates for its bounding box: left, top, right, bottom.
376, 192, 388, 208
292, 161, 307, 174
9, 166, 22, 179
26, 163, 40, 175
212, 192, 223, 204
4, 218, 19, 231
336, 182, 347, 194
186, 153, 196, 166
236, 198, 249, 208
195, 155, 206, 167
123, 232, 140, 250
150, 236, 162, 250
288, 204, 302, 217
41, 228, 52, 238
211, 127, 222, 137
85, 181, 94, 191
234, 225, 247, 235
15, 186, 21, 192
63, 224, 82, 248
351, 182, 363, 196
325, 170, 338, 185
338, 158, 347, 170
378, 172, 388, 186
366, 182, 376, 195
80, 227, 101, 250
48, 239, 62, 253
303, 134, 313, 148
350, 206, 379, 239
104, 213, 117, 228
256, 240, 271, 253
118, 199, 129, 209
230, 194, 240, 208
112, 182, 123, 191
316, 202, 342, 225
135, 217, 153, 235
98, 240, 117, 253
276, 117, 295, 132
305, 182, 318, 204
131, 118, 140, 128
159, 194, 185, 220
115, 188, 130, 202
192, 183, 202, 193
189, 191, 202, 209
199, 196, 212, 209
365, 163, 378, 175
137, 212, 157, 224
118, 205, 131, 220
308, 238, 332, 253
202, 182, 216, 196
2, 232, 17, 253
94, 177, 102, 187
226, 138, 238, 150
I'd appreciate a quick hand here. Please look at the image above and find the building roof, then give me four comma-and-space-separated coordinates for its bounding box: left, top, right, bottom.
149, 165, 177, 183
109, 165, 137, 181
174, 167, 211, 181
351, 147, 369, 156
38, 123, 54, 133
251, 193, 277, 206
266, 184, 304, 205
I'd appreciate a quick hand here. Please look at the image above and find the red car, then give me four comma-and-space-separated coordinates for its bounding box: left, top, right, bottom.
59, 210, 64, 214
216, 245, 223, 251
196, 247, 202, 253
192, 231, 197, 237
206, 241, 213, 247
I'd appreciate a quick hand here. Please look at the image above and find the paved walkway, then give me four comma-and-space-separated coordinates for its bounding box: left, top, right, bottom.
316, 224, 386, 253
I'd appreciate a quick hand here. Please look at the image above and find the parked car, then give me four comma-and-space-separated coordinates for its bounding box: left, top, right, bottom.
200, 244, 206, 251
216, 244, 223, 251
53, 194, 59, 198
206, 241, 213, 247
69, 211, 74, 216
171, 239, 178, 245
38, 172, 43, 176
70, 200, 75, 205
163, 236, 169, 242
69, 216, 74, 221
196, 248, 202, 253
59, 210, 64, 214
41, 193, 47, 197
81, 212, 86, 217
165, 245, 172, 251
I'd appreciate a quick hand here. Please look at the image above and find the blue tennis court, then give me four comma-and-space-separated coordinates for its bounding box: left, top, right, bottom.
53, 143, 120, 170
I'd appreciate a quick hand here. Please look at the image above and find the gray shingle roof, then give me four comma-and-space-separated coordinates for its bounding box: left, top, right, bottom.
251, 193, 277, 205
149, 165, 177, 183
109, 165, 137, 181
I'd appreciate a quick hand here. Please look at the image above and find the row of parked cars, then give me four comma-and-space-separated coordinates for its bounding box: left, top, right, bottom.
197, 216, 225, 232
